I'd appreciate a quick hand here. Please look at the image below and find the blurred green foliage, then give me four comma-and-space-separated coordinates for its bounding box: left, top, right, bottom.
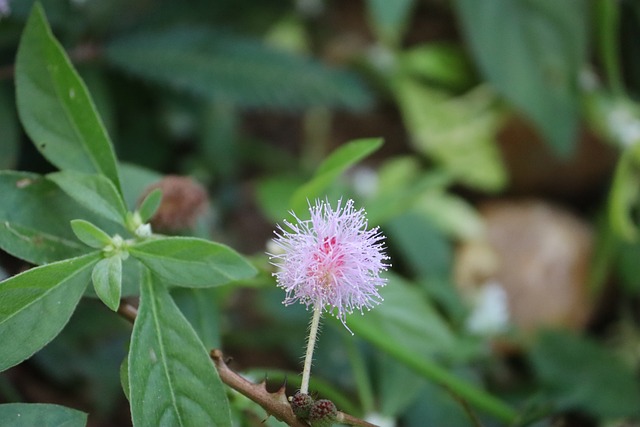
1, 0, 640, 426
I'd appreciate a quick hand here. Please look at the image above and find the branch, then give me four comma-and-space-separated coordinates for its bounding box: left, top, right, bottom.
117, 300, 379, 427
210, 349, 308, 427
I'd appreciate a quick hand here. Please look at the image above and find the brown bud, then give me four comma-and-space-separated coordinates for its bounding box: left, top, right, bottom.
309, 399, 337, 427
289, 392, 314, 419
138, 175, 208, 232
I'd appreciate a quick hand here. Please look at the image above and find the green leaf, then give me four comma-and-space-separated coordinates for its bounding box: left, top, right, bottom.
0, 403, 87, 427
106, 28, 372, 111
171, 288, 221, 349
48, 171, 128, 225
530, 330, 640, 418
255, 174, 305, 223
0, 84, 19, 170
376, 355, 427, 417
290, 138, 383, 213
346, 273, 518, 423
0, 171, 109, 264
348, 273, 456, 359
454, 0, 587, 155
70, 219, 112, 249
394, 79, 506, 191
385, 214, 453, 278
129, 237, 257, 288
317, 138, 384, 176
138, 188, 162, 223
366, 0, 416, 46
399, 43, 474, 89
91, 256, 123, 311
366, 162, 452, 225
0, 253, 99, 372
119, 162, 163, 211
413, 192, 484, 240
15, 3, 121, 191
128, 269, 231, 427
608, 144, 640, 241
120, 356, 130, 401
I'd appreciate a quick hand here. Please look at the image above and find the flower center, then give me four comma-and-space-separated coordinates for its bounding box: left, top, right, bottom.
308, 236, 344, 297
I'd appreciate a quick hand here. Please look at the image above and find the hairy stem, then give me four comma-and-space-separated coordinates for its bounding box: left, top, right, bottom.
300, 304, 322, 395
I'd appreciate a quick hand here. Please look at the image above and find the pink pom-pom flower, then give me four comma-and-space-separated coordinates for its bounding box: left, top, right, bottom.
269, 199, 389, 329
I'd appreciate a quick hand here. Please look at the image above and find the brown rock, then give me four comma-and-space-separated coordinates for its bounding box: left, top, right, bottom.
455, 199, 594, 334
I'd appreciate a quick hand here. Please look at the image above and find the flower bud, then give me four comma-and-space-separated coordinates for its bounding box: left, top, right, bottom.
309, 399, 337, 427
138, 175, 208, 232
289, 392, 314, 419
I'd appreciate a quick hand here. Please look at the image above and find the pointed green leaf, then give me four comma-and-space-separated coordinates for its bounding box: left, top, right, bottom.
0, 253, 99, 372
454, 0, 586, 155
106, 28, 372, 111
120, 356, 130, 401
290, 138, 383, 213
0, 403, 87, 427
138, 188, 163, 223
48, 171, 128, 225
129, 269, 231, 427
316, 138, 383, 176
92, 256, 123, 311
129, 237, 257, 288
367, 0, 416, 46
15, 3, 121, 191
394, 78, 506, 191
70, 219, 112, 249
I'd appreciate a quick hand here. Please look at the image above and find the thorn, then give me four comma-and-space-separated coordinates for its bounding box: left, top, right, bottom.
276, 375, 288, 395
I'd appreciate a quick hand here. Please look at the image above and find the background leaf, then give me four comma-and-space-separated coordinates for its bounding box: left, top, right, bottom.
366, 0, 416, 47
0, 171, 121, 265
530, 329, 640, 418
128, 269, 231, 427
394, 79, 507, 191
347, 273, 457, 359
0, 253, 98, 372
0, 84, 19, 170
290, 138, 383, 214
608, 143, 640, 241
15, 3, 121, 190
129, 237, 257, 288
106, 27, 372, 111
454, 0, 587, 155
0, 403, 87, 427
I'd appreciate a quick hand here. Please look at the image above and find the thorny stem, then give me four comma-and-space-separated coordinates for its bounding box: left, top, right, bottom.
117, 299, 378, 427
300, 303, 322, 395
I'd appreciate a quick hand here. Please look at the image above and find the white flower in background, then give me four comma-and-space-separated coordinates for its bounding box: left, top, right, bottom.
0, 0, 10, 18
607, 103, 640, 147
365, 413, 396, 427
350, 166, 379, 199
466, 281, 510, 336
